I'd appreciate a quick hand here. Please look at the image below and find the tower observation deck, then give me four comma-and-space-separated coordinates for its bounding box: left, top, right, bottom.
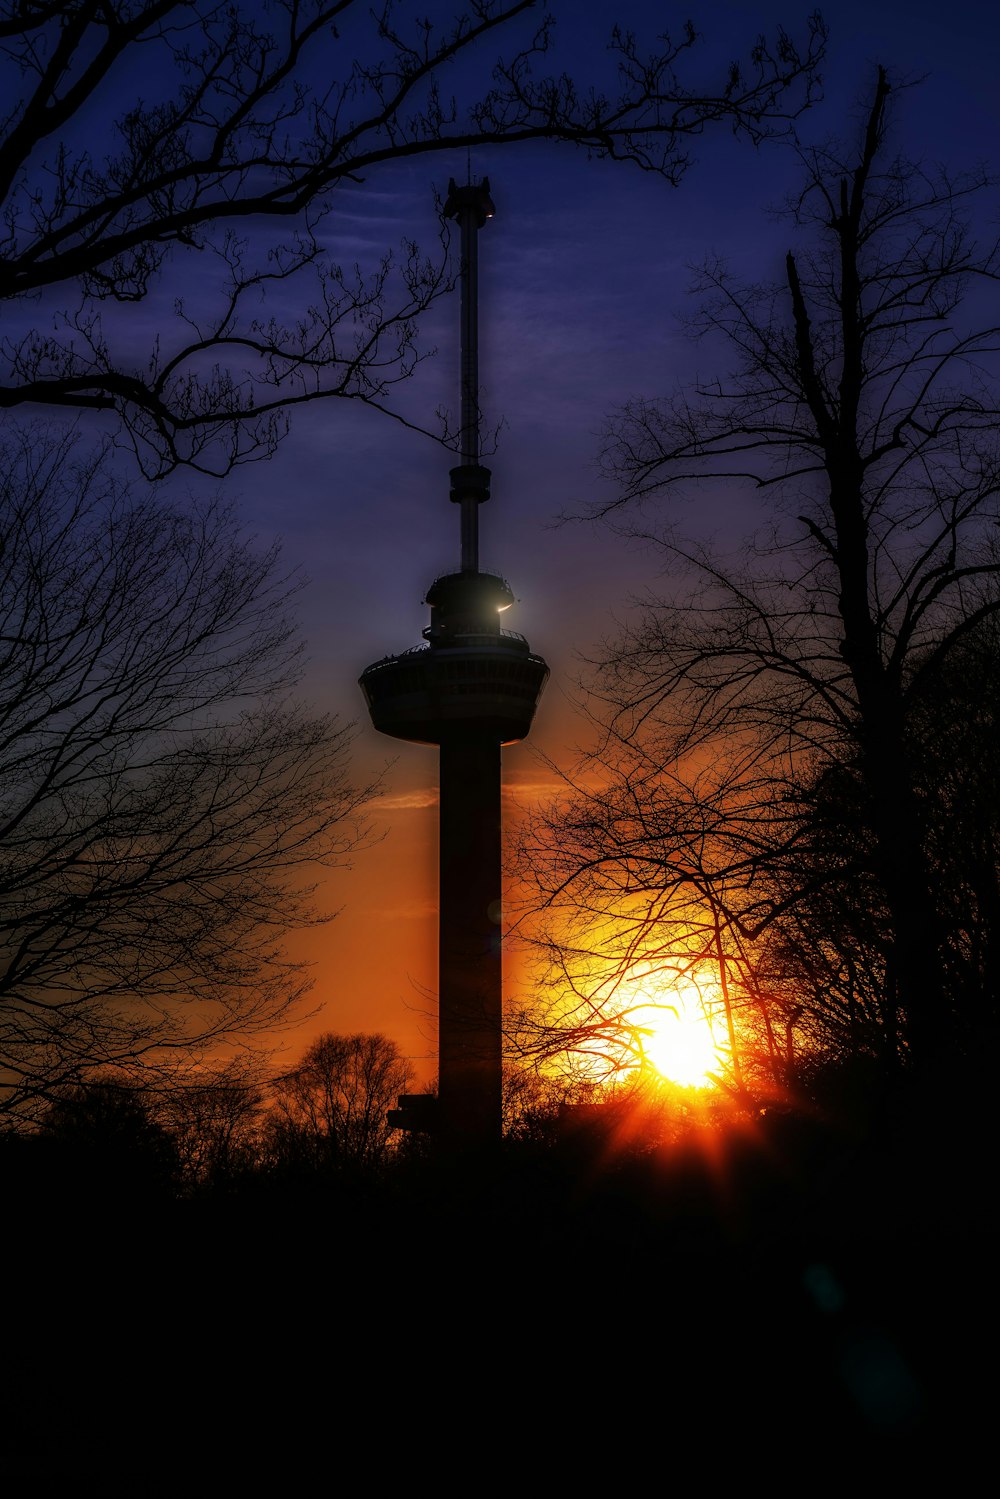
359, 179, 548, 1144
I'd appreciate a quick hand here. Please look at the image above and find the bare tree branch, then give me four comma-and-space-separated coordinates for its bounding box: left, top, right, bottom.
0, 1, 826, 474
0, 427, 375, 1120
533, 69, 1000, 1085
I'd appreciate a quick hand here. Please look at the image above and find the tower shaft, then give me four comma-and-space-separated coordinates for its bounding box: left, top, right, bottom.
438, 735, 502, 1138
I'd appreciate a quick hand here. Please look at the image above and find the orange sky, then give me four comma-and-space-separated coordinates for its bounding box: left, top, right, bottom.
286, 692, 584, 1085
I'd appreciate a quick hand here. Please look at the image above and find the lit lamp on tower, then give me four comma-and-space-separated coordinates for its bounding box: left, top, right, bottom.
359, 179, 548, 1144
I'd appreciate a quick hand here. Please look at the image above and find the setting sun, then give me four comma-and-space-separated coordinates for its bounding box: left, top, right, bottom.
632, 986, 726, 1088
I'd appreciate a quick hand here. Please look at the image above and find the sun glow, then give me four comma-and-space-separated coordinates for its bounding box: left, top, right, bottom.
630, 981, 726, 1088
541, 941, 734, 1092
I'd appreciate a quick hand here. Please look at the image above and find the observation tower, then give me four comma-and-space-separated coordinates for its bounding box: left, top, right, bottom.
359, 180, 548, 1144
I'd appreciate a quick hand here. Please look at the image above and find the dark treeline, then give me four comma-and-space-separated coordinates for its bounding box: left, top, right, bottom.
4, 1045, 990, 1482
3, 1033, 415, 1201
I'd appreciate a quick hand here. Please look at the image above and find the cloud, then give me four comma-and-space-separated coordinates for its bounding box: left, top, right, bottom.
368, 788, 439, 812
375, 900, 438, 920
368, 775, 572, 814
502, 776, 571, 805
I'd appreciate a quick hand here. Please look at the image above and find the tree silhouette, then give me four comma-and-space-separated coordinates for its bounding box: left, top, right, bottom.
515, 749, 764, 1092
267, 1031, 414, 1170
40, 1077, 180, 1197
761, 613, 1000, 1075
0, 1, 825, 475
155, 1061, 268, 1189
529, 70, 1000, 1083
0, 431, 369, 1122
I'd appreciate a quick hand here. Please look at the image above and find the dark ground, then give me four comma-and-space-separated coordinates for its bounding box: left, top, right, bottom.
4, 1088, 993, 1486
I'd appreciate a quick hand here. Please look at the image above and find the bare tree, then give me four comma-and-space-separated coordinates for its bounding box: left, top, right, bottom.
0, 1, 825, 475
0, 429, 370, 1122
267, 1031, 415, 1169
562, 69, 1000, 1077
514, 750, 765, 1091
154, 1060, 268, 1188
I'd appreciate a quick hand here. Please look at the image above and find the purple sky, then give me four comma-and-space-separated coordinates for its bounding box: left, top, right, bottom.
164, 0, 1000, 1073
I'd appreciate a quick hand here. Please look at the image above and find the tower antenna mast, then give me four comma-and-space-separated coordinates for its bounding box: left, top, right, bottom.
444, 176, 495, 574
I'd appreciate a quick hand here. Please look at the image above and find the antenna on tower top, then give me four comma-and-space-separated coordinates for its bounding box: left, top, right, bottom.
444, 176, 495, 574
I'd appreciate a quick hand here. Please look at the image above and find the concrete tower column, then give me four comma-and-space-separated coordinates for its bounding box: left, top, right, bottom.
438, 734, 503, 1140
